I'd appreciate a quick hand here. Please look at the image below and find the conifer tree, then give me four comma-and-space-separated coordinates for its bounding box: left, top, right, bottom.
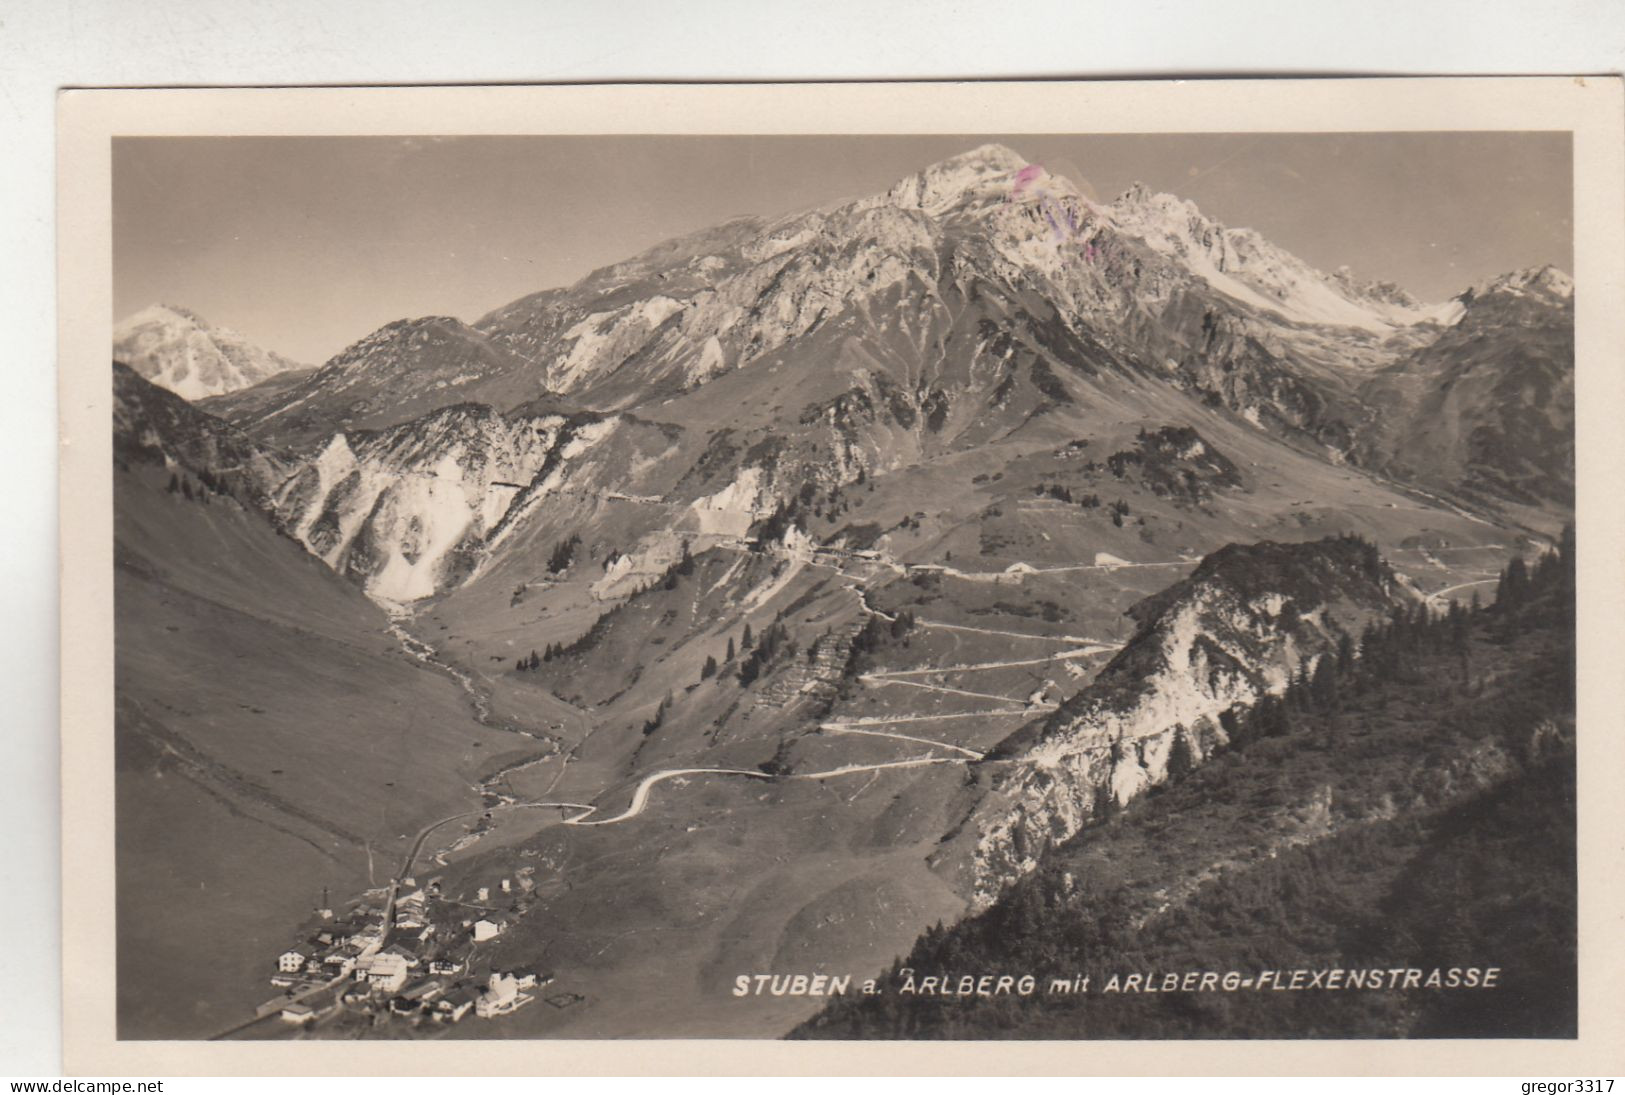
1310, 654, 1339, 712
1335, 632, 1356, 674
1498, 556, 1530, 607
1166, 725, 1195, 780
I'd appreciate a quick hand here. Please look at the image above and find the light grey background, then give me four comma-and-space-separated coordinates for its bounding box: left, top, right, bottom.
6, 0, 1624, 1077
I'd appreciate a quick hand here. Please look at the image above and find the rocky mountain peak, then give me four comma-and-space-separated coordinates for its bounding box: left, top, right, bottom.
1116, 180, 1152, 205
1104, 186, 1452, 333
113, 303, 305, 400
123, 302, 203, 327
1471, 264, 1574, 302
938, 142, 1030, 173
1331, 266, 1422, 310
319, 315, 504, 371
886, 142, 1034, 217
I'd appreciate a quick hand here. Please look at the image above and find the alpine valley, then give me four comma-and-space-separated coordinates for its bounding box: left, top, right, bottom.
112, 144, 1575, 1040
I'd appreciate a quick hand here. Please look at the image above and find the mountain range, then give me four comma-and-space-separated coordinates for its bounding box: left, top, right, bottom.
111, 142, 1574, 1039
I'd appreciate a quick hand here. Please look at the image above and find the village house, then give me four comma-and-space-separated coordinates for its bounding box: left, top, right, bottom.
401, 979, 444, 1005
394, 891, 428, 929
277, 946, 313, 974
359, 952, 411, 994
279, 1002, 320, 1025
429, 938, 473, 975
434, 985, 477, 1024
382, 942, 422, 967
474, 972, 532, 1019
317, 921, 360, 947
341, 983, 373, 1005
321, 947, 360, 975
471, 913, 512, 942
503, 966, 550, 991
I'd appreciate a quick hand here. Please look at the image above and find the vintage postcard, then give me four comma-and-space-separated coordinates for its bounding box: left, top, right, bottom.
58, 79, 1625, 1074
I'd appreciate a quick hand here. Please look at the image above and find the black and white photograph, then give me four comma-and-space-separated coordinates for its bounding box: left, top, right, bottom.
53, 79, 1625, 1073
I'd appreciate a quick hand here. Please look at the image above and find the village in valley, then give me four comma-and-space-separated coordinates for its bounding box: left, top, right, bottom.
257, 866, 568, 1034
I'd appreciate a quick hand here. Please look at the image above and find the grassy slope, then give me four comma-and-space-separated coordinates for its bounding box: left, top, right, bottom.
114, 463, 529, 1037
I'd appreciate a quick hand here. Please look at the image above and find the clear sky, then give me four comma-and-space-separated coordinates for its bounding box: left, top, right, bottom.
113, 133, 1572, 365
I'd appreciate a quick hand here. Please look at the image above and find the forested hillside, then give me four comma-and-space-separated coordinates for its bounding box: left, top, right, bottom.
796, 529, 1575, 1040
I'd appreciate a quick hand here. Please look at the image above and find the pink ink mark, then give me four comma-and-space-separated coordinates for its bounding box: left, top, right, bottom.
1011, 163, 1045, 198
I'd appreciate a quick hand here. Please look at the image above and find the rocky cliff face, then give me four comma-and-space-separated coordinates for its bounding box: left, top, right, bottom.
941, 535, 1409, 908
116, 361, 677, 605
263, 403, 664, 603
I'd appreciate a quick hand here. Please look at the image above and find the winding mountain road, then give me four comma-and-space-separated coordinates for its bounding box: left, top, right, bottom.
912, 618, 1120, 646
1424, 577, 1499, 608
819, 722, 987, 759
859, 673, 1042, 707
864, 645, 1117, 679
393, 757, 966, 881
